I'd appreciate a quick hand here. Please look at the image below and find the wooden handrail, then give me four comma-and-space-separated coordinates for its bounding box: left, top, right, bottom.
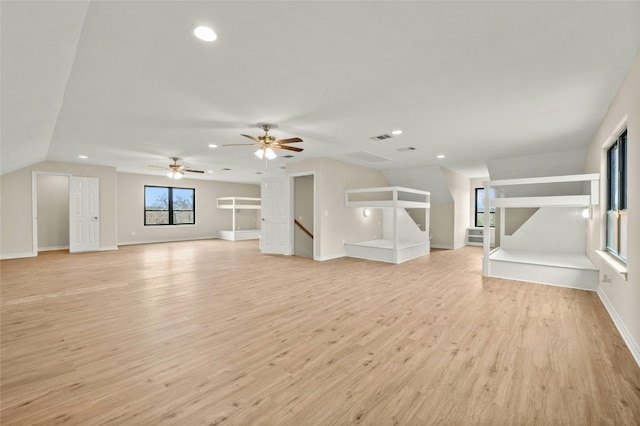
294, 219, 313, 239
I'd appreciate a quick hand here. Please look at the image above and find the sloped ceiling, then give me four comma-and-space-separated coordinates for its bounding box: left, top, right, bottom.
2, 1, 639, 184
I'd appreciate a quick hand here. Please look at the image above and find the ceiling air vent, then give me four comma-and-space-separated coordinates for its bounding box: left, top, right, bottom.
222, 168, 231, 171
397, 147, 416, 152
283, 155, 295, 158
370, 134, 393, 141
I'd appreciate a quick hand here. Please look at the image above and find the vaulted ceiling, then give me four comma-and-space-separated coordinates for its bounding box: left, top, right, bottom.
2, 1, 639, 183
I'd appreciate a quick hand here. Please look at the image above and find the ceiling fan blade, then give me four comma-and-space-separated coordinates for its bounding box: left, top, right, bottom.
185, 169, 205, 173
276, 138, 303, 144
240, 134, 262, 143
278, 145, 304, 152
222, 143, 259, 147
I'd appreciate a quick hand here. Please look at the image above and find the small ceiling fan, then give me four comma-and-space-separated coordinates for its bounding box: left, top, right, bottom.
223, 124, 303, 160
149, 157, 204, 179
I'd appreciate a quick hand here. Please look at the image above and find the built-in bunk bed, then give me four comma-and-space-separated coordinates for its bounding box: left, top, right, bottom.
344, 186, 430, 264
216, 197, 261, 241
481, 174, 600, 290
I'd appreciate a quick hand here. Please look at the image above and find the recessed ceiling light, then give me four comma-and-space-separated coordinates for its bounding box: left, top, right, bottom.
437, 154, 445, 159
391, 130, 403, 135
207, 170, 213, 174
78, 155, 88, 159
208, 144, 218, 148
194, 26, 217, 42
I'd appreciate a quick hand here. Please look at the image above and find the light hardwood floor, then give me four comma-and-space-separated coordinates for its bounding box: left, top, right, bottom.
1, 241, 639, 425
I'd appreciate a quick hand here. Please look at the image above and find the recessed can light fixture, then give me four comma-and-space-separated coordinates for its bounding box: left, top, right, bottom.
194, 26, 217, 42
207, 170, 214, 174
391, 130, 403, 135
208, 144, 218, 148
437, 154, 445, 159
78, 155, 88, 159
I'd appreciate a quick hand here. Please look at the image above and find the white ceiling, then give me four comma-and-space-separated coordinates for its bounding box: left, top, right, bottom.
2, 1, 639, 184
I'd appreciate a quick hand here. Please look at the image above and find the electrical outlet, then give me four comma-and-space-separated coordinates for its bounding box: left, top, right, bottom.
601, 273, 611, 284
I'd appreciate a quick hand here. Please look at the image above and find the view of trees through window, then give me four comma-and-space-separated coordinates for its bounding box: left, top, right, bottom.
144, 186, 195, 225
475, 188, 496, 227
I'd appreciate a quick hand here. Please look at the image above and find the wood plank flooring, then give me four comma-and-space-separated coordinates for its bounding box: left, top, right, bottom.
1, 241, 639, 425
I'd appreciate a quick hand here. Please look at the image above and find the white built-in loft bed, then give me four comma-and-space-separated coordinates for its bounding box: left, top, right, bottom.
216, 197, 261, 241
344, 186, 430, 264
481, 173, 600, 290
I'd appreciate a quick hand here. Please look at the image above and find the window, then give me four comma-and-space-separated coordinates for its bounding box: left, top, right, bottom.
144, 186, 195, 225
606, 129, 627, 263
475, 188, 495, 227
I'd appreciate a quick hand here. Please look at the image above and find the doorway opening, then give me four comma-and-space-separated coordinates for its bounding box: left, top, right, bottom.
32, 172, 71, 254
292, 174, 315, 259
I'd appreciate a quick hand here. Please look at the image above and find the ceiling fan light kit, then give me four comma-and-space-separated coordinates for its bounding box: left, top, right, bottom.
148, 157, 204, 179
223, 123, 304, 161
255, 147, 277, 160
167, 170, 183, 179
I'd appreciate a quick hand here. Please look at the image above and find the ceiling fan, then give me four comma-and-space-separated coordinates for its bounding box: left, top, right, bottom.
149, 157, 204, 179
223, 124, 303, 160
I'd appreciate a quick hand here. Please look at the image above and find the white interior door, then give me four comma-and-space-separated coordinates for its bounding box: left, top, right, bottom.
261, 176, 291, 255
69, 176, 100, 253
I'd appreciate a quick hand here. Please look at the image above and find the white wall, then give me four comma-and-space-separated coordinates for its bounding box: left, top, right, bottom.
442, 168, 470, 249
584, 54, 639, 364
117, 172, 260, 245
1, 161, 118, 258
287, 158, 388, 260
36, 174, 69, 250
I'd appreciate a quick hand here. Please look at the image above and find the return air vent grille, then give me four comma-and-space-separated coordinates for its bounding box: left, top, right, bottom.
370, 134, 393, 141
397, 147, 416, 152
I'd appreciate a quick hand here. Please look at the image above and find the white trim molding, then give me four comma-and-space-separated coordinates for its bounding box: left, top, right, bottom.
597, 287, 640, 368
1, 252, 38, 260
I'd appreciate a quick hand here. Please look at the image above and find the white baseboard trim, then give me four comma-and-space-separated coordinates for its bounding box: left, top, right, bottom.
117, 236, 218, 246
430, 244, 454, 250
597, 287, 640, 368
454, 243, 466, 250
1, 252, 37, 260
38, 245, 69, 252
98, 246, 118, 252
316, 253, 344, 262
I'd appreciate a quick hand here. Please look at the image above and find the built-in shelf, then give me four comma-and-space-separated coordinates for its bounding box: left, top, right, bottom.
467, 227, 495, 246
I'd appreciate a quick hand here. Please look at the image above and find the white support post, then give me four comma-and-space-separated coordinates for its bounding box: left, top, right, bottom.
482, 181, 491, 276
232, 198, 236, 231
392, 188, 398, 263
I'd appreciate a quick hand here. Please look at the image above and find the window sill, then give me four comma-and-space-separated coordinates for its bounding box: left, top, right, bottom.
595, 250, 628, 281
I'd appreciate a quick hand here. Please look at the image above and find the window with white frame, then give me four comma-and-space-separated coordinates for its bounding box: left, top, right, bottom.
606, 128, 627, 263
